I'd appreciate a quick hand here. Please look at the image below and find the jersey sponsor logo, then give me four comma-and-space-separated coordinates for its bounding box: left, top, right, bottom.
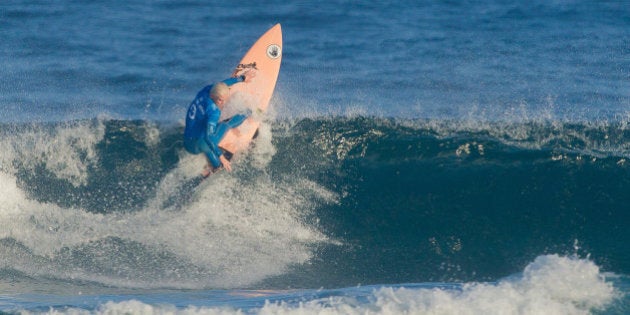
187, 103, 197, 119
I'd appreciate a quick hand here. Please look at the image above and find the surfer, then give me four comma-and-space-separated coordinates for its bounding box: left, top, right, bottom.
184, 70, 255, 176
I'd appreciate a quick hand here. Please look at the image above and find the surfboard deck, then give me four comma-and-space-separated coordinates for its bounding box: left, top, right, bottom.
218, 23, 283, 155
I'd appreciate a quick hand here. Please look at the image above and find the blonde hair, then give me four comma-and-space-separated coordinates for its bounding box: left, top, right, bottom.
210, 82, 229, 99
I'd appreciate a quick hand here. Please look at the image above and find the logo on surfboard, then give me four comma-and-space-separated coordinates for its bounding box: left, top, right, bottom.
266, 44, 281, 59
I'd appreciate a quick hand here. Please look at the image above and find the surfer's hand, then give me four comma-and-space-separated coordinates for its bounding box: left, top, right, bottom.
242, 69, 256, 83
220, 155, 232, 172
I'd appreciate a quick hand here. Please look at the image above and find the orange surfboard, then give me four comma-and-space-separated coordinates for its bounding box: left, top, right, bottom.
218, 24, 282, 154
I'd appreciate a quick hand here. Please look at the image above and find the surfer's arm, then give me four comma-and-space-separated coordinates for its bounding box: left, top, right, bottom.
223, 70, 255, 86
206, 107, 221, 136
222, 76, 245, 87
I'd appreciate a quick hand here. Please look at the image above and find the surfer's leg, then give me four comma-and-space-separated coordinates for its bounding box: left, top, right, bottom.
199, 114, 248, 171
199, 137, 222, 169
183, 137, 201, 154
185, 137, 216, 176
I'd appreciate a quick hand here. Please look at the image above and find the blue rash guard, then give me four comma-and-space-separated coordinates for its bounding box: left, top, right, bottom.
184, 77, 247, 169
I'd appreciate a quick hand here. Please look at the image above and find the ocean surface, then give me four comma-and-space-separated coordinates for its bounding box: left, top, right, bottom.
1, 1, 629, 314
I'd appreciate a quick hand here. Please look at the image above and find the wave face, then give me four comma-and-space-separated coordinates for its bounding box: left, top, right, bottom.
1, 117, 629, 292
263, 116, 630, 287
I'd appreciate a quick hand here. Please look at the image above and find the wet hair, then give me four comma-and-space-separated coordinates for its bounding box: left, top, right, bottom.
210, 82, 229, 99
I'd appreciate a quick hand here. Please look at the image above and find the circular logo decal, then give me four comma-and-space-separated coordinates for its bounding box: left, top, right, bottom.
266, 44, 281, 59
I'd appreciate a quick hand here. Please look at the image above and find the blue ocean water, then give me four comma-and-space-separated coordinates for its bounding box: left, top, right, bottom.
0, 1, 629, 314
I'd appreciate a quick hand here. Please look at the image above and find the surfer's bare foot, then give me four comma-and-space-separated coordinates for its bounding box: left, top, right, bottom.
201, 165, 212, 178
201, 163, 216, 178
220, 155, 232, 172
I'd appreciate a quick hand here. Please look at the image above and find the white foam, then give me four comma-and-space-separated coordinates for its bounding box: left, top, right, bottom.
36, 255, 617, 315
247, 117, 277, 169
263, 255, 614, 315
0, 119, 105, 186
1, 173, 330, 288
138, 169, 331, 288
